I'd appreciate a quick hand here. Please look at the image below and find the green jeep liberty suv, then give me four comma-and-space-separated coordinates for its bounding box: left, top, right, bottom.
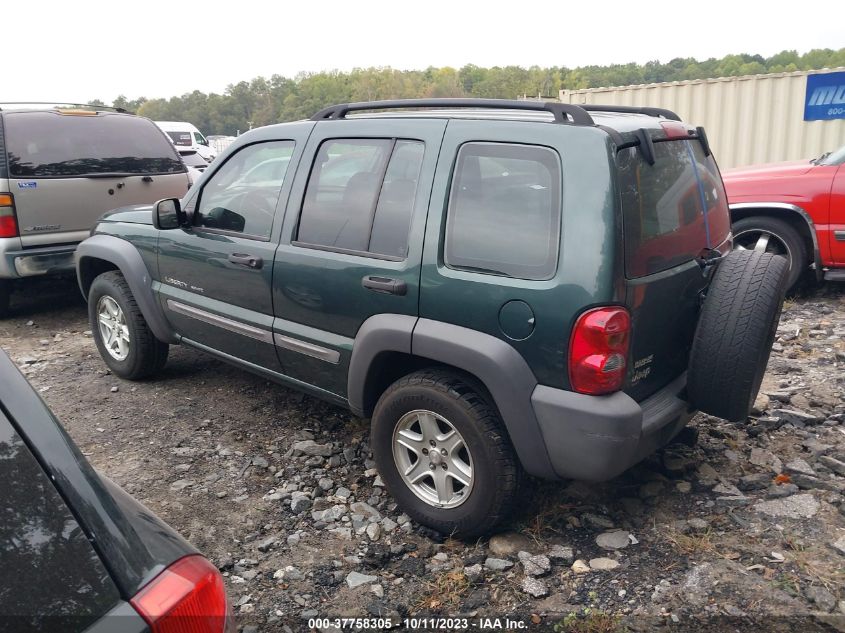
76, 99, 787, 537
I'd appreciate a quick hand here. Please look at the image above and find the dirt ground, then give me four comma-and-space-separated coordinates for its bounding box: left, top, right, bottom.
2, 277, 844, 633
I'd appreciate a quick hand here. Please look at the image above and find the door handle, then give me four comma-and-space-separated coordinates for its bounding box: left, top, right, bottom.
362, 275, 407, 296
228, 253, 263, 269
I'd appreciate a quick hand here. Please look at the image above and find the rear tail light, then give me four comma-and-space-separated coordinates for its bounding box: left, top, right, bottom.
569, 306, 631, 395
130, 555, 230, 633
0, 194, 18, 238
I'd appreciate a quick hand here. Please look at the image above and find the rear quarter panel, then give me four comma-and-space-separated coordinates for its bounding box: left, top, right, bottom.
419, 121, 619, 390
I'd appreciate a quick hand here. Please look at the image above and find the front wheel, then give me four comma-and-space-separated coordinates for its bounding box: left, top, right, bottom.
88, 271, 168, 380
371, 370, 522, 538
732, 216, 806, 291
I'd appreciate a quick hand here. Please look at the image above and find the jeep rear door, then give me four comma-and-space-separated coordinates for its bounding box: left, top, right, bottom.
619, 137, 731, 401
4, 111, 189, 247
271, 119, 447, 398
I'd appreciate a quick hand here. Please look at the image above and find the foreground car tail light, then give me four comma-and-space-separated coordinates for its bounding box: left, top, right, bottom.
0, 194, 18, 238
569, 307, 631, 395
130, 555, 230, 633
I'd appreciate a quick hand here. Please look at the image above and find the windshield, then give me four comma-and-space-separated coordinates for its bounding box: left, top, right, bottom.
817, 144, 845, 166
6, 112, 184, 177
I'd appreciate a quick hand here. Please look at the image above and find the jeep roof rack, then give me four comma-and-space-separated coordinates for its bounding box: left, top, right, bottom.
310, 99, 684, 126
580, 104, 681, 121
310, 99, 597, 125
0, 102, 130, 114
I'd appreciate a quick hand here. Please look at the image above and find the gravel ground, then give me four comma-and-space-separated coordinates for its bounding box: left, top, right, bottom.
2, 277, 845, 633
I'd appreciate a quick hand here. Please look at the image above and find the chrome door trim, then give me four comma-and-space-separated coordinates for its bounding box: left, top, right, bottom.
166, 299, 273, 344
273, 333, 340, 364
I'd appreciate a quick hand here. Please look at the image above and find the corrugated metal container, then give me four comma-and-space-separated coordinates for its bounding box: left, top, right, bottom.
560, 68, 845, 169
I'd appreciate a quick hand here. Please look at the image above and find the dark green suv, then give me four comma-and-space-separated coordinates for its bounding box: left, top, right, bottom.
76, 99, 787, 537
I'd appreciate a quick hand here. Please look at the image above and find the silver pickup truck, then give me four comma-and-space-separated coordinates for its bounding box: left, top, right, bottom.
0, 105, 191, 316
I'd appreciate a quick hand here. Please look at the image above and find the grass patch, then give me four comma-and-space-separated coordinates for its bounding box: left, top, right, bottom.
664, 528, 717, 557
554, 609, 623, 633
412, 569, 470, 612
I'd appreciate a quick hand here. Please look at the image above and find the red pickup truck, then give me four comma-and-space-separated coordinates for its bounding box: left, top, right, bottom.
723, 144, 845, 290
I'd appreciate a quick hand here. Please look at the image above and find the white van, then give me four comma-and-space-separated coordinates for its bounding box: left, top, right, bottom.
154, 121, 217, 162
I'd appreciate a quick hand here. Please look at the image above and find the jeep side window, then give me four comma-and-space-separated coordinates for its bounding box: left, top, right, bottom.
296, 138, 424, 258
195, 140, 294, 239
445, 142, 562, 280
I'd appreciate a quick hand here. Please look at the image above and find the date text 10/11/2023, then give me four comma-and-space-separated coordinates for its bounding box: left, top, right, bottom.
307, 617, 529, 630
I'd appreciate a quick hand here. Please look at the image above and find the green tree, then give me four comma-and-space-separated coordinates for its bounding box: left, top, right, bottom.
109, 48, 845, 135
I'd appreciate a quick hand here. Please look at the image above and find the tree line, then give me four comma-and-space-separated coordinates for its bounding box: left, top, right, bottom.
94, 48, 845, 136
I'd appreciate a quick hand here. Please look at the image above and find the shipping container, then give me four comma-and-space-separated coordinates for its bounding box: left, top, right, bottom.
559, 68, 845, 169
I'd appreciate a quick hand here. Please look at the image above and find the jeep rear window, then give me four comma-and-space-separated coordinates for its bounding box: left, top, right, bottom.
5, 112, 185, 177
445, 142, 561, 280
618, 140, 730, 278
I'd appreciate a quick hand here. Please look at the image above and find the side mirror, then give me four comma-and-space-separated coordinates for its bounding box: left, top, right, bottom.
153, 198, 187, 230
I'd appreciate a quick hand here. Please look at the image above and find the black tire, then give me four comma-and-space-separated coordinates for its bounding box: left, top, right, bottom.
688, 249, 788, 422
371, 370, 522, 539
88, 271, 168, 380
732, 216, 807, 291
0, 280, 10, 318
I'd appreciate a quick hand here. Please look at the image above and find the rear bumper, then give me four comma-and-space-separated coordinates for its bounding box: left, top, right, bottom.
531, 372, 693, 481
0, 238, 77, 279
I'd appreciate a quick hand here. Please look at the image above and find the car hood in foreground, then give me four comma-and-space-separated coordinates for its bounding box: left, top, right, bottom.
722, 160, 815, 182
0, 350, 194, 598
100, 204, 155, 225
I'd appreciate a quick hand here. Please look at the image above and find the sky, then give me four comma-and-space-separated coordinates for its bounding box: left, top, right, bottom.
9, 0, 844, 104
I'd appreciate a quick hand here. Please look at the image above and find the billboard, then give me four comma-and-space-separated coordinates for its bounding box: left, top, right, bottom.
804, 71, 845, 121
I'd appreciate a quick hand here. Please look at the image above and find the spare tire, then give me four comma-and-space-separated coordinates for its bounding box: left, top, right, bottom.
688, 249, 788, 422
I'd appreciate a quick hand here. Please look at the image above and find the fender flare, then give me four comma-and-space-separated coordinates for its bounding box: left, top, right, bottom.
347, 314, 416, 415
729, 202, 822, 278
348, 315, 557, 479
75, 234, 178, 344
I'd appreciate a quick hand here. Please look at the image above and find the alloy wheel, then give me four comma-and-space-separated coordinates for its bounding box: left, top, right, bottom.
391, 409, 474, 508
97, 295, 130, 361
733, 229, 792, 270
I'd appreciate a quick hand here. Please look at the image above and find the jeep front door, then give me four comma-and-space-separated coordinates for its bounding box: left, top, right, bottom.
157, 133, 306, 370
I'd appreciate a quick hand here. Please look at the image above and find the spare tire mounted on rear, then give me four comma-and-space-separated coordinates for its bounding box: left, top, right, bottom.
687, 249, 789, 422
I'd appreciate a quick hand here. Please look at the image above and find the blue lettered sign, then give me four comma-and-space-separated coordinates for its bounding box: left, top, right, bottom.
804, 71, 845, 121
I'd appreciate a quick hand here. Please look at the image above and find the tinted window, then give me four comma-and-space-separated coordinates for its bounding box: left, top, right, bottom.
445, 143, 561, 280
196, 141, 294, 239
5, 112, 184, 177
0, 413, 119, 630
297, 139, 424, 257
167, 131, 193, 147
619, 140, 731, 278
179, 150, 207, 168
